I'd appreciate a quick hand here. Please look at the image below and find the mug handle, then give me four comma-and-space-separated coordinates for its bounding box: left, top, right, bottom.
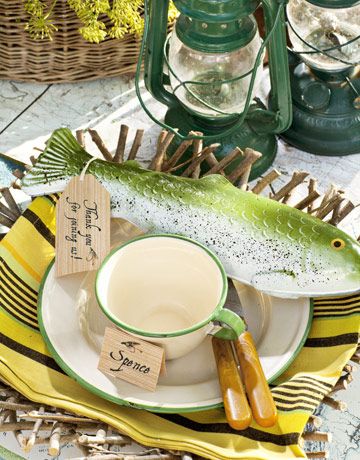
211, 309, 246, 340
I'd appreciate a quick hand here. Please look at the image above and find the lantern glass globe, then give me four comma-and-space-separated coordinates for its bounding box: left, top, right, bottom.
287, 0, 360, 72
168, 30, 264, 118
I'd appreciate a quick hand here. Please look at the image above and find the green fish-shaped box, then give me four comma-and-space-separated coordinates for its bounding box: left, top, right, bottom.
22, 129, 360, 299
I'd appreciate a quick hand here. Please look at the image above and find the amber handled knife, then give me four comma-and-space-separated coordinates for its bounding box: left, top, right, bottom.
212, 336, 252, 430
233, 331, 277, 427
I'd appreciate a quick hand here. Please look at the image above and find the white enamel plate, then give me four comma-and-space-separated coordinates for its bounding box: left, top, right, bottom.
39, 261, 313, 413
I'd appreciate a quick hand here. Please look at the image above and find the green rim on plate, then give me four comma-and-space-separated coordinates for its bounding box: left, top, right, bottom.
38, 259, 314, 413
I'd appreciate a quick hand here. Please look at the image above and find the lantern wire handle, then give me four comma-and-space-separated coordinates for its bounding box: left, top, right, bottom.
163, 35, 263, 117
135, 0, 283, 141
287, 17, 360, 67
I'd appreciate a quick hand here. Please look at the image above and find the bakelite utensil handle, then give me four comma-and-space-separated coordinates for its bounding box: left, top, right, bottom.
212, 337, 252, 431
233, 331, 278, 427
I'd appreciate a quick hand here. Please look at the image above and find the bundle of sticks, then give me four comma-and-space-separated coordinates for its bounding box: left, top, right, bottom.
1, 124, 358, 238
0, 125, 359, 460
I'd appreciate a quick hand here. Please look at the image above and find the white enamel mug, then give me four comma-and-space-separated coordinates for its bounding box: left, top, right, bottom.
95, 234, 245, 360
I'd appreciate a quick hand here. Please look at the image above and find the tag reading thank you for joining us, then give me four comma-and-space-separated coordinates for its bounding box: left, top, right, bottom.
98, 328, 165, 392
56, 174, 110, 277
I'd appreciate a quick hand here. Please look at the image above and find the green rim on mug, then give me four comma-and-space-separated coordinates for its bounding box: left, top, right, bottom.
95, 233, 245, 340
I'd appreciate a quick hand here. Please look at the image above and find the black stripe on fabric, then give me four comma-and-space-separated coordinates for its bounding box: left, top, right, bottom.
273, 396, 321, 407
45, 195, 58, 207
283, 377, 333, 390
0, 272, 37, 312
0, 332, 63, 373
0, 301, 38, 331
272, 389, 326, 400
0, 263, 37, 305
157, 414, 299, 446
314, 294, 360, 306
52, 193, 60, 200
305, 333, 359, 348
275, 405, 315, 413
314, 306, 360, 314
22, 209, 55, 247
0, 257, 38, 297
0, 290, 38, 324
313, 310, 360, 319
275, 382, 329, 395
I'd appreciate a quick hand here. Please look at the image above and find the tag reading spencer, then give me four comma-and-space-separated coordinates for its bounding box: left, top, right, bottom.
98, 328, 165, 392
56, 174, 110, 277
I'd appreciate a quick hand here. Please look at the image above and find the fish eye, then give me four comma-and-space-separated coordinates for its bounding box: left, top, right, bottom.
331, 238, 346, 250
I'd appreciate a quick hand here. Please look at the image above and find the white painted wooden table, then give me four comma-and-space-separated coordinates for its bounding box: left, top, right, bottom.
0, 74, 359, 459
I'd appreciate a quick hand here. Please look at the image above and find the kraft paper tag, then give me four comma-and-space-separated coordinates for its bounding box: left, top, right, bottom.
98, 328, 165, 392
56, 174, 110, 277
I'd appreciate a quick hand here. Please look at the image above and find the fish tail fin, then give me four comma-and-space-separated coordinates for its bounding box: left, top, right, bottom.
22, 128, 92, 196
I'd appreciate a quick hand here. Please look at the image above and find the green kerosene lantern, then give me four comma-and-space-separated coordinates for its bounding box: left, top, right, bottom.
137, 0, 292, 179
282, 0, 360, 155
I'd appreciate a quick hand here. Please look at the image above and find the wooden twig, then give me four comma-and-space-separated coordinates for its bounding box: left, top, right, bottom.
307, 177, 317, 213
270, 172, 309, 202
12, 169, 25, 180
76, 130, 85, 148
306, 451, 329, 459
315, 195, 344, 220
237, 148, 262, 190
338, 372, 353, 385
25, 406, 45, 452
8, 408, 27, 449
48, 422, 62, 457
72, 455, 178, 460
227, 148, 262, 186
128, 129, 144, 161
25, 411, 100, 425
350, 352, 360, 364
168, 144, 220, 174
329, 200, 356, 226
302, 431, 332, 442
344, 363, 357, 373
113, 125, 129, 163
181, 145, 220, 177
0, 202, 18, 222
191, 132, 203, 179
150, 130, 177, 171
294, 191, 321, 211
1, 188, 21, 216
0, 410, 12, 425
88, 129, 113, 162
0, 421, 97, 432
33, 432, 79, 447
78, 434, 131, 446
320, 184, 338, 209
0, 401, 36, 411
251, 169, 281, 195
30, 155, 37, 165
330, 378, 348, 393
322, 395, 347, 411
307, 415, 322, 429
164, 138, 193, 171
203, 147, 243, 177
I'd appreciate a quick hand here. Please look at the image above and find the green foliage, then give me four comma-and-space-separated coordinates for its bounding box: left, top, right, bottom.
23, 0, 177, 43
24, 0, 58, 40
